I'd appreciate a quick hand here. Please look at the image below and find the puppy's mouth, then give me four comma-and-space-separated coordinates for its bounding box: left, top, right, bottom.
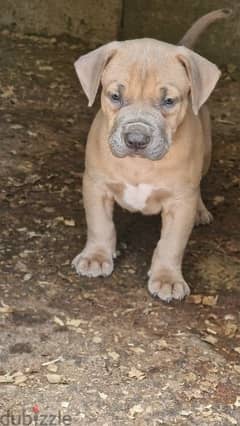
109, 120, 170, 161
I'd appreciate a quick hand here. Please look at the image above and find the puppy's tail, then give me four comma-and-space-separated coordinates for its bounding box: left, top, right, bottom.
178, 8, 232, 49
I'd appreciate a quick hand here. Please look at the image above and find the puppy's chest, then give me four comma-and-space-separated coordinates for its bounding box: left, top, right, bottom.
108, 182, 169, 214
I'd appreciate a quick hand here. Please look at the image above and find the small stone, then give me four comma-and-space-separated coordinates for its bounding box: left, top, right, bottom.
47, 364, 58, 373
99, 392, 108, 400
64, 219, 75, 227
108, 351, 120, 361
92, 336, 102, 344
23, 273, 32, 281
180, 410, 192, 417
234, 347, 240, 354
213, 195, 225, 206
234, 396, 240, 407
129, 404, 144, 418
46, 374, 62, 384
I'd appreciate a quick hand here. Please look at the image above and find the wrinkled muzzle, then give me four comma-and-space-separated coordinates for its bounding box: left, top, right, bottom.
108, 105, 171, 160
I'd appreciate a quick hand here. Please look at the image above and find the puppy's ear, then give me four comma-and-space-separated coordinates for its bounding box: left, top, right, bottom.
177, 47, 221, 115
74, 41, 121, 107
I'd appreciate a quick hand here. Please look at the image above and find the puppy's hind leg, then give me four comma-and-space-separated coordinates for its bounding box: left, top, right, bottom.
195, 192, 213, 226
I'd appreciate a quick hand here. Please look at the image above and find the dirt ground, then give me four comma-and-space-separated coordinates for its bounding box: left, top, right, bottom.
0, 32, 239, 425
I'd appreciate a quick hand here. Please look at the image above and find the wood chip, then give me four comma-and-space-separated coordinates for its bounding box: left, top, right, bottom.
0, 375, 14, 384
53, 316, 65, 327
42, 356, 64, 366
202, 335, 218, 345
14, 374, 27, 385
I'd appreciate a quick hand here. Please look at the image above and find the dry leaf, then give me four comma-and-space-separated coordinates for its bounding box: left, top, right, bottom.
187, 294, 202, 304
223, 322, 238, 337
128, 367, 145, 380
202, 295, 218, 306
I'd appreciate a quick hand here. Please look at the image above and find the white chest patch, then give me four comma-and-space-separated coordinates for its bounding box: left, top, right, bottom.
123, 183, 155, 211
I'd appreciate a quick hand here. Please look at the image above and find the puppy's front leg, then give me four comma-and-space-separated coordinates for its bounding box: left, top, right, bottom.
148, 193, 198, 302
72, 173, 116, 277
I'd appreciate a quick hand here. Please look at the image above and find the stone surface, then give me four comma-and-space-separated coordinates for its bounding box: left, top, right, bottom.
0, 0, 122, 45
122, 0, 240, 65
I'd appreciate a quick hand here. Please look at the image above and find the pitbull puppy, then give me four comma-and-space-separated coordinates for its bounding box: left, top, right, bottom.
72, 9, 231, 302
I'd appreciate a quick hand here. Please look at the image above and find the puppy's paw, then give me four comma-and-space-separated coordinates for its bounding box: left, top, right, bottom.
195, 203, 213, 226
72, 249, 113, 278
148, 270, 190, 302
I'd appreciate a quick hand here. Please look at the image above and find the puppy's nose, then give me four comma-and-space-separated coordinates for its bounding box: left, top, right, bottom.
124, 132, 150, 150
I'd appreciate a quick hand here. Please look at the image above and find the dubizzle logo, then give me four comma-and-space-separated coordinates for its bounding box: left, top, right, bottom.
0, 406, 72, 425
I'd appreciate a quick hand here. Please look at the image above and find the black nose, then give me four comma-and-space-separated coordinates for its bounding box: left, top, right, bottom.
124, 132, 150, 150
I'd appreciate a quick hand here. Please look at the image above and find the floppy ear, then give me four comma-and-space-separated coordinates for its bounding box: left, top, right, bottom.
74, 41, 121, 107
177, 46, 221, 115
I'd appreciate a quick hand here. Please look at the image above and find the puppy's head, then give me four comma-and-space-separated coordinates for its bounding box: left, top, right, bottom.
75, 39, 220, 160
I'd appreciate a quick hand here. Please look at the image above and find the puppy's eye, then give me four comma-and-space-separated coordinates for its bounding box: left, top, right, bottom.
162, 97, 176, 108
110, 93, 121, 104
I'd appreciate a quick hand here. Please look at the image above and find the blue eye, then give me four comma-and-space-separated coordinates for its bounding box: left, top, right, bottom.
111, 93, 121, 103
162, 97, 176, 108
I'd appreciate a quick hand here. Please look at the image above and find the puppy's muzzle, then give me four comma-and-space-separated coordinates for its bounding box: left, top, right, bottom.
123, 122, 152, 151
